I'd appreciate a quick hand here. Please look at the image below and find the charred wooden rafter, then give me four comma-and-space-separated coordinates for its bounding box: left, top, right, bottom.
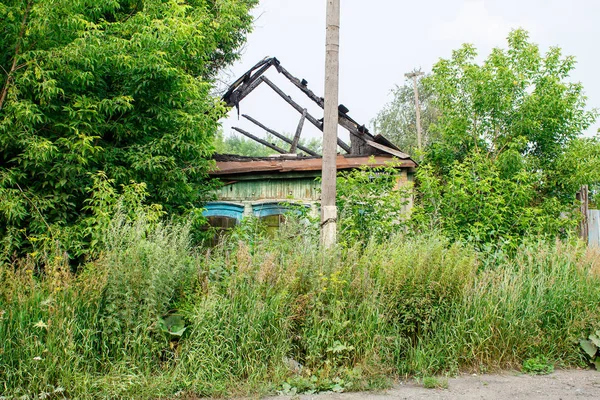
275, 62, 372, 153
242, 114, 320, 157
259, 76, 352, 153
222, 57, 277, 110
222, 57, 392, 155
231, 127, 287, 154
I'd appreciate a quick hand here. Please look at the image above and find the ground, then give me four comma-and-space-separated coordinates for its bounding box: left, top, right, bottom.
263, 370, 600, 400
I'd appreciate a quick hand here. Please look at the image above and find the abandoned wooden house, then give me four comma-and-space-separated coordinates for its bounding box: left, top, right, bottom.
204, 57, 417, 230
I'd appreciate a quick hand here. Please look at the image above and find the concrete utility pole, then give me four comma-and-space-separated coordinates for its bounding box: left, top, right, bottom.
405, 71, 425, 152
321, 0, 340, 249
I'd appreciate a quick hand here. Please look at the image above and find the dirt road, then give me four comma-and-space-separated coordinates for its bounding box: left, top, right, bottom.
265, 370, 600, 400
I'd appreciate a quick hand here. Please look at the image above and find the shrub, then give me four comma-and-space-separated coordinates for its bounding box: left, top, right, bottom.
0, 214, 199, 398
522, 357, 554, 375
413, 156, 577, 251
336, 161, 412, 246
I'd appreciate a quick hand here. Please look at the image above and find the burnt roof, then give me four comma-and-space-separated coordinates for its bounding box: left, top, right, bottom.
221, 56, 412, 158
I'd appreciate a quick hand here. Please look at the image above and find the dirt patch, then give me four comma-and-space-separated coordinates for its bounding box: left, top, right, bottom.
265, 370, 600, 400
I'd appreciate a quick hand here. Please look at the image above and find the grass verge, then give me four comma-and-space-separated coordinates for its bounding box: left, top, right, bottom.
1, 218, 599, 398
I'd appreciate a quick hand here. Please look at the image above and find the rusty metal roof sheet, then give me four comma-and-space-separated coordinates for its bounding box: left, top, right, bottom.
210, 154, 417, 176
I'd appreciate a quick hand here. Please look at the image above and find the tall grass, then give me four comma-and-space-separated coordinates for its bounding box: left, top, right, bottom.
1, 218, 599, 398
0, 215, 196, 398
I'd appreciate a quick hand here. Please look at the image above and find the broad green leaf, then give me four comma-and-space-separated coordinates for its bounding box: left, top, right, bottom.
580, 339, 598, 358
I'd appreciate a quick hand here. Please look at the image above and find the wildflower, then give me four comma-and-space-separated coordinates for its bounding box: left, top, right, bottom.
40, 298, 54, 307
34, 320, 48, 330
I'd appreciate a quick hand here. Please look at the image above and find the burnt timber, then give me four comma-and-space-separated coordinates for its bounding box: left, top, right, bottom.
203, 57, 417, 226
222, 56, 406, 158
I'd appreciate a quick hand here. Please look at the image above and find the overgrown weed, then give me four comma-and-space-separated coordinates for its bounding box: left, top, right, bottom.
1, 216, 599, 398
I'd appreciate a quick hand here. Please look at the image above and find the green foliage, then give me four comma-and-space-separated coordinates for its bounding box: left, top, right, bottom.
426, 29, 596, 168
522, 356, 554, 375
0, 212, 199, 398
158, 314, 187, 339
3, 219, 599, 398
413, 155, 576, 250
80, 171, 166, 257
413, 29, 598, 249
0, 0, 258, 259
94, 214, 196, 361
552, 136, 600, 207
280, 371, 367, 395
371, 71, 439, 154
580, 330, 600, 370
336, 160, 412, 246
214, 131, 277, 157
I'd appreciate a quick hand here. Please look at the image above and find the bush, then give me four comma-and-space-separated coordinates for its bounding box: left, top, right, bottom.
336, 161, 412, 246
0, 214, 199, 398
413, 156, 577, 251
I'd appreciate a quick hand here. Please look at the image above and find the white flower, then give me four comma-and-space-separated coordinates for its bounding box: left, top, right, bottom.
33, 320, 48, 330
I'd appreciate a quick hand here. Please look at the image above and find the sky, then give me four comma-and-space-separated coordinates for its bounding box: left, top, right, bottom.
220, 0, 600, 144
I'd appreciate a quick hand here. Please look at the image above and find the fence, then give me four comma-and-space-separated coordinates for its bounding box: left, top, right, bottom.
590, 210, 600, 248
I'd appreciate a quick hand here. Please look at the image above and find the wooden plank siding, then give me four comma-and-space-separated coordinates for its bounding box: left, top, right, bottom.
217, 178, 321, 202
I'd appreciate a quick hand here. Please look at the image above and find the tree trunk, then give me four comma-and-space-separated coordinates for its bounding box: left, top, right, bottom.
0, 0, 33, 111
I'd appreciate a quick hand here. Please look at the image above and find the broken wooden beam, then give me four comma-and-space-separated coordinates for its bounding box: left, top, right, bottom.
260, 76, 351, 153
290, 108, 307, 153
242, 114, 320, 157
222, 57, 277, 107
231, 127, 287, 154
236, 77, 265, 106
276, 64, 371, 142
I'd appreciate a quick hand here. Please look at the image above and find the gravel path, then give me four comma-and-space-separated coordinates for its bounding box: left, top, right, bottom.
264, 370, 600, 400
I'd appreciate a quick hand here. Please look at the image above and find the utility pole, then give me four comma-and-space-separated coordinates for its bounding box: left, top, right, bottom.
321, 0, 340, 249
405, 71, 424, 152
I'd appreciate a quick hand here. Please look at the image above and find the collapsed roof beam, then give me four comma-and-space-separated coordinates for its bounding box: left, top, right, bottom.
290, 108, 307, 154
242, 114, 320, 157
260, 76, 352, 153
221, 57, 385, 155
223, 58, 278, 108
231, 127, 288, 154
276, 64, 370, 136
275, 63, 372, 154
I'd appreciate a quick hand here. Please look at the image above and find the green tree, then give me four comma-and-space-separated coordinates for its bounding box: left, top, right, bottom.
552, 136, 600, 208
414, 29, 598, 248
371, 71, 439, 155
0, 0, 258, 258
424, 29, 596, 178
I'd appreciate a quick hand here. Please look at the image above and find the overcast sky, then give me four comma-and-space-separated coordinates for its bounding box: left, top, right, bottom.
220, 0, 600, 144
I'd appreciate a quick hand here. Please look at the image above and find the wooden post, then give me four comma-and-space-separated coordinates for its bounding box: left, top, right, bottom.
405, 71, 424, 152
321, 0, 340, 249
577, 185, 589, 243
